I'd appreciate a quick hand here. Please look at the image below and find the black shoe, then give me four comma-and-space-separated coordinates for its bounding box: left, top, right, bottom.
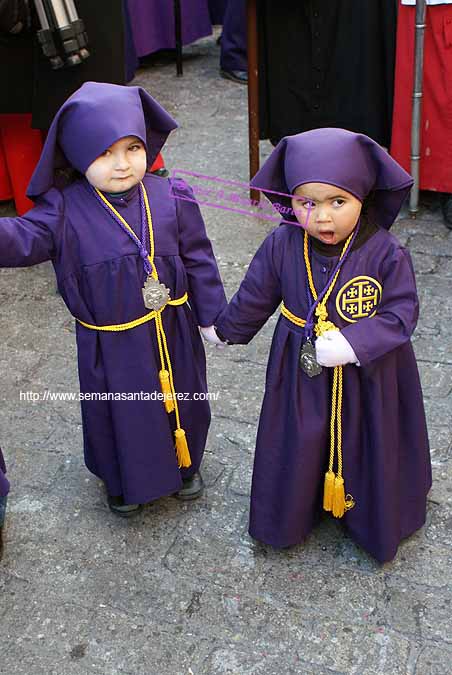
440, 193, 452, 229
107, 494, 142, 518
174, 472, 204, 500
151, 168, 169, 178
0, 495, 7, 560
220, 69, 248, 85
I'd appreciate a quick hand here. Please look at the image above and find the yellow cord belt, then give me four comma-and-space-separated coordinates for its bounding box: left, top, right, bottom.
280, 230, 356, 518
76, 182, 192, 469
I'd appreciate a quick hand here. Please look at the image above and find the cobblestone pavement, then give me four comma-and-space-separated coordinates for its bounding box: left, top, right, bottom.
0, 36, 451, 675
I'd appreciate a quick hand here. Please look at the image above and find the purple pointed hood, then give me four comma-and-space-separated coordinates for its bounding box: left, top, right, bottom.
250, 128, 413, 229
27, 81, 178, 199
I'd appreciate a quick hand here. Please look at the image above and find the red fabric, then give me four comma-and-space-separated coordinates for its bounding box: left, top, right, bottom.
0, 122, 164, 213
150, 152, 164, 172
391, 5, 452, 192
0, 114, 43, 214
0, 138, 13, 201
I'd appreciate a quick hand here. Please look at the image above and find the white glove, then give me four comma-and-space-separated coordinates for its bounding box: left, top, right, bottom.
199, 325, 226, 349
315, 330, 359, 367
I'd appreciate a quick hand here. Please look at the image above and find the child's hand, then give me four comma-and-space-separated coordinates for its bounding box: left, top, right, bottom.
315, 330, 359, 367
199, 326, 226, 349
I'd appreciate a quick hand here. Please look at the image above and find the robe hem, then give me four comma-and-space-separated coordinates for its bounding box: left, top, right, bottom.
344, 514, 429, 565
249, 494, 430, 562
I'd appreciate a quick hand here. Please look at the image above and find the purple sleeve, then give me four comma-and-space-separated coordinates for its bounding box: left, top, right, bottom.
0, 447, 9, 497
0, 188, 62, 267
341, 246, 419, 367
173, 179, 227, 326
216, 231, 282, 344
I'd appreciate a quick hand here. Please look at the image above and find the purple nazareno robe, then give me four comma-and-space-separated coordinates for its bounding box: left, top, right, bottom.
220, 0, 247, 73
216, 224, 431, 563
0, 174, 226, 503
123, 0, 139, 82
217, 128, 431, 563
128, 0, 212, 57
208, 0, 227, 24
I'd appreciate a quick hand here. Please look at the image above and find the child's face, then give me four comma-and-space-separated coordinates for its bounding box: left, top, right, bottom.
291, 182, 362, 245
85, 135, 147, 193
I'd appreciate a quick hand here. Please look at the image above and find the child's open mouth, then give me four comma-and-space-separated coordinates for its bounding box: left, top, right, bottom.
318, 230, 336, 244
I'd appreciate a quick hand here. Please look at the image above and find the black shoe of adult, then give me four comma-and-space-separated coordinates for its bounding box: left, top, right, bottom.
107, 494, 142, 518
220, 69, 248, 84
175, 472, 205, 500
440, 193, 452, 229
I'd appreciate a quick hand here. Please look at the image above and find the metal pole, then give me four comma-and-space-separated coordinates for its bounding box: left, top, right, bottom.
34, 0, 51, 28
247, 0, 259, 203
45, 0, 69, 27
174, 0, 183, 76
63, 0, 79, 22
409, 0, 426, 217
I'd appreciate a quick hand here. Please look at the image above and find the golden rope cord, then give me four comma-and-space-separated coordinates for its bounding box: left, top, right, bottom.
282, 230, 356, 517
77, 183, 191, 467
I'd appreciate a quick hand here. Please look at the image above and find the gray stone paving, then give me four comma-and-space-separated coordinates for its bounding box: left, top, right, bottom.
0, 35, 451, 675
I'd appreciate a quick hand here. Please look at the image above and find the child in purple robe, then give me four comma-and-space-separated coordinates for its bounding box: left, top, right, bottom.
210, 128, 431, 563
0, 82, 226, 517
0, 447, 9, 559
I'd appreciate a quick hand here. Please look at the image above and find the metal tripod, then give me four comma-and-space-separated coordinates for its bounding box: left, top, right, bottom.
33, 0, 90, 69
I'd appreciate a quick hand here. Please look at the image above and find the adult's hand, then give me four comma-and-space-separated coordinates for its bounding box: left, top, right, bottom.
0, 0, 31, 34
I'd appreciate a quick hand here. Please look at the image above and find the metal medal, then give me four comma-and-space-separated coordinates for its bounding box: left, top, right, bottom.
142, 276, 171, 311
299, 338, 322, 377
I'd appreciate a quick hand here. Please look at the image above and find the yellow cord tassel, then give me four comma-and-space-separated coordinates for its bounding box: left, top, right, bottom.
175, 428, 191, 468
323, 471, 335, 511
332, 476, 346, 518
159, 369, 175, 413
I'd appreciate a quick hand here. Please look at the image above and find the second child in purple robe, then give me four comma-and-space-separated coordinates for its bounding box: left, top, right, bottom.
0, 82, 226, 516
212, 129, 431, 563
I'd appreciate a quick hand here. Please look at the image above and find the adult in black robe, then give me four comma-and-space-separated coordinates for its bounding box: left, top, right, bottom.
0, 0, 128, 129
1, 0, 129, 211
257, 1, 397, 147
